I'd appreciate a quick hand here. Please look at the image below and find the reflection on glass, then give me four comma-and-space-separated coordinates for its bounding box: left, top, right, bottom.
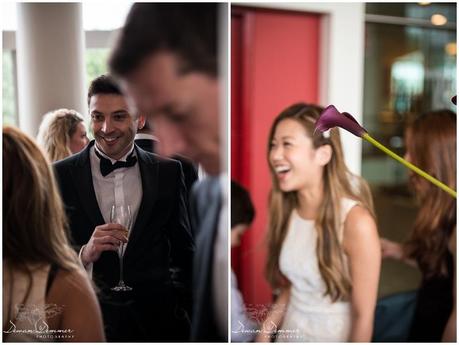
363, 22, 456, 188
366, 3, 456, 23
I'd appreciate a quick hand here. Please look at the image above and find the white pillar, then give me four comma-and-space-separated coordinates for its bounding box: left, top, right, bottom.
16, 3, 86, 137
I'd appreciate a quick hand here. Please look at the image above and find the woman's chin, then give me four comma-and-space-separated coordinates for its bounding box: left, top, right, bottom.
278, 182, 295, 193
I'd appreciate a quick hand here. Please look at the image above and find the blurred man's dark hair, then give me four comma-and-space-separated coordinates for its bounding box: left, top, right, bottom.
231, 181, 255, 229
87, 74, 123, 105
109, 3, 218, 78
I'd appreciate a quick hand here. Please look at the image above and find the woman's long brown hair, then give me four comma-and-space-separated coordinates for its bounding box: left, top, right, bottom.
403, 110, 456, 278
265, 103, 375, 302
3, 126, 79, 330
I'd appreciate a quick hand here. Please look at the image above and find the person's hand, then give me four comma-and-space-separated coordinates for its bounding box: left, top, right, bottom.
380, 237, 403, 260
81, 224, 128, 266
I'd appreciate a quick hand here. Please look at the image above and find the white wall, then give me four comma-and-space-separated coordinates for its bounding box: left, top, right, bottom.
237, 2, 366, 175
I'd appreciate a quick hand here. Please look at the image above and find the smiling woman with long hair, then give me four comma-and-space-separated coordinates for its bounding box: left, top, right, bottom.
381, 109, 456, 342
256, 103, 381, 342
3, 126, 105, 342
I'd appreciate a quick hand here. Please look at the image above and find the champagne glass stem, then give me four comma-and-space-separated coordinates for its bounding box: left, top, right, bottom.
119, 249, 125, 285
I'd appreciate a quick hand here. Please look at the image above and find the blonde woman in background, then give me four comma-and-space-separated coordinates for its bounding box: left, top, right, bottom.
3, 126, 105, 342
256, 103, 380, 342
37, 108, 89, 162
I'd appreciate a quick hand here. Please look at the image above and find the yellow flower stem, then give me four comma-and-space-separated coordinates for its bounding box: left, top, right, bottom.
362, 133, 456, 199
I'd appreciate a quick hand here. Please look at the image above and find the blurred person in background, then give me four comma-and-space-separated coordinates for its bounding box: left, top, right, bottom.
37, 108, 89, 162
3, 126, 105, 342
257, 103, 380, 342
231, 180, 258, 342
109, 3, 227, 341
381, 109, 456, 342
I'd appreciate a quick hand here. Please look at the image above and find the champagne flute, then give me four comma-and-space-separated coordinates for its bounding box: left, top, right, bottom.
110, 204, 132, 291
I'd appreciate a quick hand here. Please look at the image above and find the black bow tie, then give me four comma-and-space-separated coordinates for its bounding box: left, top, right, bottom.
95, 150, 137, 177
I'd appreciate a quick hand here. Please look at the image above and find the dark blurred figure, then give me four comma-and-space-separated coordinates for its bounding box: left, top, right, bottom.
110, 3, 227, 341
381, 109, 456, 342
3, 126, 105, 342
231, 181, 258, 342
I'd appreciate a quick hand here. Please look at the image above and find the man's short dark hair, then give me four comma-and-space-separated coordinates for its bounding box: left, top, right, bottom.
109, 3, 218, 78
231, 181, 255, 229
87, 74, 123, 106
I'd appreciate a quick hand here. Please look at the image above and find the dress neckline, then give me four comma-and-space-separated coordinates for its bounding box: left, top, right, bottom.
292, 208, 315, 223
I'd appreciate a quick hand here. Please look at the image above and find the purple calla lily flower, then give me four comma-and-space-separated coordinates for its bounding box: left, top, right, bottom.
452, 95, 457, 105
314, 105, 367, 138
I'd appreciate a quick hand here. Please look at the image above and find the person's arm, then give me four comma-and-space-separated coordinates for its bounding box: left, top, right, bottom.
47, 268, 105, 342
255, 288, 291, 342
442, 228, 456, 342
78, 245, 94, 278
380, 238, 418, 267
343, 205, 381, 342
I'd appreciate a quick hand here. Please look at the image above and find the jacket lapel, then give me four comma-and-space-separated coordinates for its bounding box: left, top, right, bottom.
71, 141, 105, 227
124, 146, 158, 256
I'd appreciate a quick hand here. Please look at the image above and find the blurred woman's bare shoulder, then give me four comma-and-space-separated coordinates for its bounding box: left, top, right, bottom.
46, 266, 105, 341
48, 267, 97, 303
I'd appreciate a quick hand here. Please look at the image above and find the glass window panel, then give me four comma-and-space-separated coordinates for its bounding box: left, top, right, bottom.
363, 23, 456, 187
85, 48, 111, 88
2, 50, 17, 126
366, 3, 456, 23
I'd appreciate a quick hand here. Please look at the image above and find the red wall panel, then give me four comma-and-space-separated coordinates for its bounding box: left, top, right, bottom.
232, 7, 320, 306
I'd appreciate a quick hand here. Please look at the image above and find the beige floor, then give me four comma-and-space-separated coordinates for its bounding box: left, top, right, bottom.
372, 185, 421, 297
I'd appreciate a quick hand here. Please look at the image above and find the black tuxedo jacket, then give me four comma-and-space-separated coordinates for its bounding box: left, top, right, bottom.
135, 137, 198, 237
54, 141, 194, 341
135, 138, 198, 196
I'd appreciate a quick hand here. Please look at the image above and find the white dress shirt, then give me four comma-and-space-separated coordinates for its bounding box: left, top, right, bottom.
79, 142, 143, 274
134, 132, 159, 142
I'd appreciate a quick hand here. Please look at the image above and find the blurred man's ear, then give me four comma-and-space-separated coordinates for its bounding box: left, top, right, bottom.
138, 114, 146, 129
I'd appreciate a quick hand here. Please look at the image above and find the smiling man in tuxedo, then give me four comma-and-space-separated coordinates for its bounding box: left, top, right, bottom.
53, 74, 194, 342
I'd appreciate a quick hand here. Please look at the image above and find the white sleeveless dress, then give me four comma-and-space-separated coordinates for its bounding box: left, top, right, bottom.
276, 198, 357, 342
